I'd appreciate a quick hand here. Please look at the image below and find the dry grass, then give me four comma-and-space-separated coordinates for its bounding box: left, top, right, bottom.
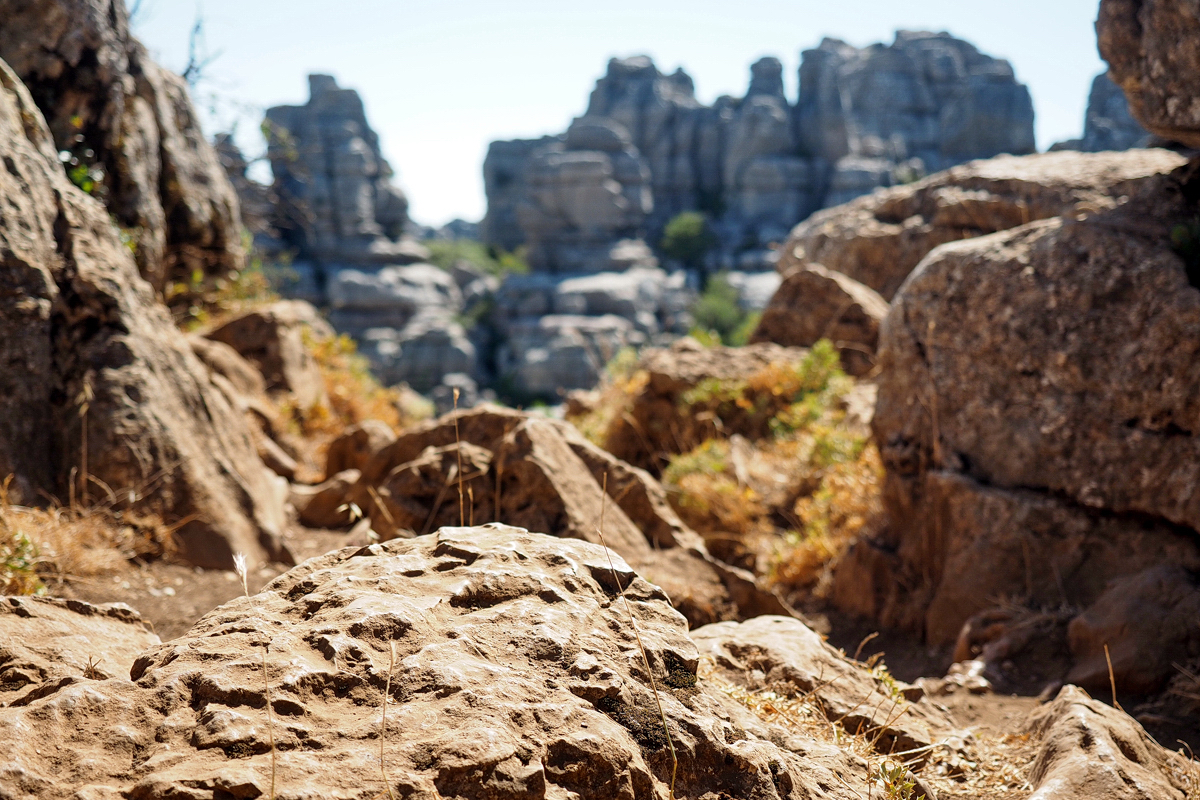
0, 478, 173, 594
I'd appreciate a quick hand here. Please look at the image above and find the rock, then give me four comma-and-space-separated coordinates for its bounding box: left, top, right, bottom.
356, 406, 791, 627
858, 161, 1200, 668
780, 149, 1188, 299
0, 527, 886, 799
1026, 685, 1189, 800
325, 420, 397, 478
498, 314, 639, 399
430, 373, 482, 416
256, 435, 298, 481
1067, 565, 1200, 695
187, 336, 267, 399
0, 0, 245, 296
692, 616, 954, 752
486, 33, 1035, 270
1053, 73, 1154, 153
723, 270, 782, 311
0, 57, 288, 568
603, 339, 812, 472
327, 264, 463, 331
751, 264, 888, 376
205, 300, 334, 409
1098, 0, 1200, 148
265, 74, 423, 271
292, 469, 362, 529
0, 597, 159, 707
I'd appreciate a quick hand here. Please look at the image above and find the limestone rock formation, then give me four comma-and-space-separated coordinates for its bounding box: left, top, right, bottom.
856, 159, 1200, 686
0, 527, 959, 799
1053, 72, 1154, 152
0, 0, 245, 295
779, 149, 1187, 299
750, 264, 888, 376
0, 596, 159, 706
0, 57, 288, 568
485, 32, 1035, 272
1098, 0, 1200, 148
266, 74, 421, 270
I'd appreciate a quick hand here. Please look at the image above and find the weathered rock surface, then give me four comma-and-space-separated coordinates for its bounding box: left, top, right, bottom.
1053, 72, 1154, 152
0, 596, 159, 707
486, 32, 1035, 271
352, 406, 791, 627
779, 148, 1188, 299
750, 264, 888, 376
1098, 0, 1200, 148
292, 469, 361, 529
0, 0, 245, 295
0, 57, 288, 568
856, 158, 1200, 687
1026, 685, 1192, 800
498, 314, 636, 399
205, 301, 334, 409
324, 419, 397, 478
0, 527, 899, 799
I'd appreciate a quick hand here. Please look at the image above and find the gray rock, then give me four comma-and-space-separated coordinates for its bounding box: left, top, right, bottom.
498, 314, 640, 398
430, 373, 482, 415
266, 74, 426, 275
1052, 73, 1154, 153
357, 314, 476, 393
328, 263, 461, 323
485, 32, 1035, 272
723, 270, 782, 311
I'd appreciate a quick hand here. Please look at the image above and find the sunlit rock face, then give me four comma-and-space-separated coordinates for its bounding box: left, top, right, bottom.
483, 31, 1035, 272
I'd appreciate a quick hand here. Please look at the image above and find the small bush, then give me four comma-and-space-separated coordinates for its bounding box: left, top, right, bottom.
425, 239, 528, 278
661, 211, 716, 269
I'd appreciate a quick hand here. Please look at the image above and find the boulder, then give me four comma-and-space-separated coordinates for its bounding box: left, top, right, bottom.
1026, 685, 1191, 800
361, 314, 477, 393
780, 149, 1188, 299
498, 314, 640, 399
0, 58, 288, 568
858, 159, 1200, 676
0, 0, 244, 295
1098, 0, 1200, 148
292, 469, 362, 529
0, 596, 159, 706
187, 335, 267, 399
355, 406, 792, 627
1053, 72, 1154, 153
0, 527, 891, 799
1067, 564, 1200, 695
723, 270, 783, 312
327, 263, 462, 328
324, 419, 397, 478
751, 264, 888, 376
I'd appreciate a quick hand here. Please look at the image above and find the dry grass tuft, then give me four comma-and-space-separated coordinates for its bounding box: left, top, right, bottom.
0, 478, 173, 594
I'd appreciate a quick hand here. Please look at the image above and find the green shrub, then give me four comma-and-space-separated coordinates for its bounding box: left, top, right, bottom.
690, 273, 760, 346
661, 211, 716, 269
425, 239, 528, 278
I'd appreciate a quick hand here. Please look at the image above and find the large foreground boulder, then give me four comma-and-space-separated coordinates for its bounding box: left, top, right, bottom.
349, 406, 792, 627
1098, 0, 1200, 148
778, 149, 1187, 299
0, 0, 245, 294
0, 58, 287, 568
853, 159, 1200, 693
0, 527, 935, 799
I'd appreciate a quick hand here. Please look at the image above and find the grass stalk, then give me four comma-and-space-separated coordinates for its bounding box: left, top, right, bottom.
595, 473, 678, 799
453, 388, 465, 526
235, 553, 276, 800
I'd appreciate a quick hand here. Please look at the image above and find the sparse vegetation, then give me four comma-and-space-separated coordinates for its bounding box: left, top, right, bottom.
690, 272, 758, 346
661, 210, 716, 270
425, 239, 529, 278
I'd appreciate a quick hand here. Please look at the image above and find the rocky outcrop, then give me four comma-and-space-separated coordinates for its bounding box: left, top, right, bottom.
854, 159, 1200, 691
0, 526, 968, 799
485, 32, 1035, 272
779, 149, 1188, 299
1053, 73, 1154, 152
0, 0, 245, 295
750, 264, 887, 376
0, 596, 159, 706
1098, 0, 1200, 148
347, 405, 792, 627
266, 74, 422, 270
0, 57, 288, 568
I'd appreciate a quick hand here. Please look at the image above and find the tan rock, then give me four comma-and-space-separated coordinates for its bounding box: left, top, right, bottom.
0, 527, 878, 799
324, 419, 397, 478
780, 149, 1187, 299
1098, 0, 1200, 148
0, 597, 159, 707
292, 469, 362, 530
750, 263, 889, 376
1026, 685, 1190, 800
0, 0, 245, 294
205, 300, 334, 409
187, 335, 267, 398
0, 58, 287, 569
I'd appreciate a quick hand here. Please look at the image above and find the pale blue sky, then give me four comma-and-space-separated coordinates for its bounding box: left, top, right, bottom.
134, 1, 1107, 227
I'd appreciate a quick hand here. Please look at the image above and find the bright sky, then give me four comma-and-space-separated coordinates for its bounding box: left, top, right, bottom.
134, 1, 1107, 227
